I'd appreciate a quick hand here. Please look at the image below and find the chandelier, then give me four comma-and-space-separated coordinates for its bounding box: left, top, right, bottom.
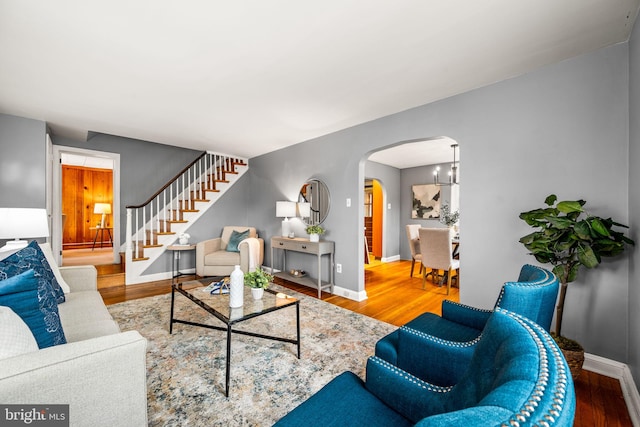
433, 143, 459, 186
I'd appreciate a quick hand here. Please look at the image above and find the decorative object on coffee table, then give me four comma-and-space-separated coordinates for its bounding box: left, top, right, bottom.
230, 265, 244, 307
244, 267, 273, 300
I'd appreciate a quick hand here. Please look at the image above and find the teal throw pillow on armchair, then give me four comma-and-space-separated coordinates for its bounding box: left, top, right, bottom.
0, 269, 66, 349
226, 229, 250, 252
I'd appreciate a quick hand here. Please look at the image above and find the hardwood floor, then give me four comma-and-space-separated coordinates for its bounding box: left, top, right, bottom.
97, 259, 631, 426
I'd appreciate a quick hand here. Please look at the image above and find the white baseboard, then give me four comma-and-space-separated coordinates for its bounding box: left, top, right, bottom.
380, 254, 400, 263
584, 353, 640, 426
331, 285, 367, 302
125, 269, 195, 285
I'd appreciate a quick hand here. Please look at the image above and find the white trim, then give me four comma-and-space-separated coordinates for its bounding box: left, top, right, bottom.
332, 284, 367, 301
584, 353, 640, 426
125, 268, 195, 285
380, 254, 400, 263
51, 145, 121, 266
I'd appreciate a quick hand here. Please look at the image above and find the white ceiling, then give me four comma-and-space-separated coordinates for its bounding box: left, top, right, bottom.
1, 1, 638, 160
368, 137, 459, 169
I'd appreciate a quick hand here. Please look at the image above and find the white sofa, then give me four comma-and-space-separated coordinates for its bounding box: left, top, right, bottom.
0, 263, 148, 427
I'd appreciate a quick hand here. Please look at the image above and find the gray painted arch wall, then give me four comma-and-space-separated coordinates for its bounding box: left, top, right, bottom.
248, 41, 631, 363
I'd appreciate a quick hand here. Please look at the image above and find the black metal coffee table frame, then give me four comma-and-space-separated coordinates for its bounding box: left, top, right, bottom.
170, 281, 301, 397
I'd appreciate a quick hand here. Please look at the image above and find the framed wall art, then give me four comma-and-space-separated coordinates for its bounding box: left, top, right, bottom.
411, 184, 441, 219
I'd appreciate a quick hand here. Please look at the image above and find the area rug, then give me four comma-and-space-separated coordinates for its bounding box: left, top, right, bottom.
107, 284, 396, 426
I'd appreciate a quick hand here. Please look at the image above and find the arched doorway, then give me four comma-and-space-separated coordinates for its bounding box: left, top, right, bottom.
363, 136, 460, 290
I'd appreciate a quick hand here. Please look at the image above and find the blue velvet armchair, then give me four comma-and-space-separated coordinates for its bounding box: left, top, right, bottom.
274, 309, 575, 426
375, 264, 559, 384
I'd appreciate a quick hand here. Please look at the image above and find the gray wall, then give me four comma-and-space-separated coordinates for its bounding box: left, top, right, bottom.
248, 41, 631, 363
1, 27, 637, 378
629, 18, 640, 384
0, 114, 46, 208
51, 134, 254, 275
53, 133, 202, 245
0, 114, 48, 247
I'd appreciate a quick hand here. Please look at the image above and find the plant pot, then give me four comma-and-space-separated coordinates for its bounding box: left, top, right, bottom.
309, 233, 319, 243
561, 347, 585, 380
552, 334, 584, 379
251, 288, 264, 300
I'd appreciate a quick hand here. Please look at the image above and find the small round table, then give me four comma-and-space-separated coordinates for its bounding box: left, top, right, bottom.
167, 244, 196, 284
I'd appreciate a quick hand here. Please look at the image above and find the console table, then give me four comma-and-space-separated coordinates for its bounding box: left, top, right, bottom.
270, 236, 334, 299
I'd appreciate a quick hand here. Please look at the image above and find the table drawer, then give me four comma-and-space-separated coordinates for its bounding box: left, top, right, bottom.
273, 239, 316, 254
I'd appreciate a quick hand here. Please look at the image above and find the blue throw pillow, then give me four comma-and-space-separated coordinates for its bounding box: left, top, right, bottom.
0, 240, 65, 304
0, 269, 66, 349
226, 229, 250, 252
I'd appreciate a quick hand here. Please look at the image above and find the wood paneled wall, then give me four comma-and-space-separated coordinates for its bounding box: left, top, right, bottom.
62, 166, 113, 248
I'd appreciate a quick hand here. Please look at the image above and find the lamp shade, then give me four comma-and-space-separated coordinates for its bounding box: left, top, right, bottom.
297, 202, 311, 218
0, 208, 49, 252
276, 201, 296, 218
94, 203, 112, 214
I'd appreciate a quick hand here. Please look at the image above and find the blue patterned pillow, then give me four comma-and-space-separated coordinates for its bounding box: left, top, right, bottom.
0, 240, 65, 304
0, 269, 66, 349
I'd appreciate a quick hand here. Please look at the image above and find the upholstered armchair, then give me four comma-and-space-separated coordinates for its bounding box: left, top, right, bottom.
195, 226, 264, 277
375, 264, 559, 385
274, 308, 575, 427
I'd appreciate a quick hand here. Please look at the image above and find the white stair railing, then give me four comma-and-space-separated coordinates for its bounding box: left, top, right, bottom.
125, 151, 248, 284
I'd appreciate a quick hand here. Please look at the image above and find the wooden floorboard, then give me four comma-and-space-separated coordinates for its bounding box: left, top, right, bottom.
96, 259, 631, 426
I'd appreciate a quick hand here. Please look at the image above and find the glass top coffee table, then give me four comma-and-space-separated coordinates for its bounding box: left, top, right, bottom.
169, 277, 300, 397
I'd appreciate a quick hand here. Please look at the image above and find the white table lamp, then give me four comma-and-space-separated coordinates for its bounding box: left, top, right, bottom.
0, 208, 49, 252
94, 203, 112, 228
297, 202, 311, 219
276, 201, 296, 237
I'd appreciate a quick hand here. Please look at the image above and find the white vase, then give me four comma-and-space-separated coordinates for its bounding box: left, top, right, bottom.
179, 236, 188, 245
251, 288, 264, 300
309, 233, 319, 242
229, 265, 244, 308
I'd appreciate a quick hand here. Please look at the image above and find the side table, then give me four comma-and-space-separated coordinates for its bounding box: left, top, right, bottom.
167, 244, 196, 284
89, 226, 113, 250
270, 236, 334, 298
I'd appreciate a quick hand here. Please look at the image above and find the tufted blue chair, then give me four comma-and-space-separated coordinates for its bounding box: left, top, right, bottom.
375, 264, 559, 385
274, 309, 575, 427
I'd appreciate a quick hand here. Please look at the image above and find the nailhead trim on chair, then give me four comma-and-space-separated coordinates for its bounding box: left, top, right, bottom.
494, 266, 554, 307
444, 300, 493, 314
400, 325, 483, 347
369, 356, 453, 393
498, 310, 571, 427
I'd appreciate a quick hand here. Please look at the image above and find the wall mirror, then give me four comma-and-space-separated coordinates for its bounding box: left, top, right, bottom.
298, 179, 330, 225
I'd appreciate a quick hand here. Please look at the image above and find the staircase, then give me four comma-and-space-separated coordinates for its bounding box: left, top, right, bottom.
125, 151, 248, 285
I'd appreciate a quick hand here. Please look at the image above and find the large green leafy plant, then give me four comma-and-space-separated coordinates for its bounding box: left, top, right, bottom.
519, 194, 634, 338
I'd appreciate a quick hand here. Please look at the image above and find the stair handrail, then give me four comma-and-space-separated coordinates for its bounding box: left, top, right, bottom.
126, 151, 207, 209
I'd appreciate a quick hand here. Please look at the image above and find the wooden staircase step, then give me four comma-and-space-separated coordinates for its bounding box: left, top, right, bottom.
132, 257, 150, 262
143, 244, 163, 249
156, 231, 176, 235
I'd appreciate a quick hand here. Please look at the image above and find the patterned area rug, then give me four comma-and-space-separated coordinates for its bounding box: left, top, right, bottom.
107, 284, 396, 426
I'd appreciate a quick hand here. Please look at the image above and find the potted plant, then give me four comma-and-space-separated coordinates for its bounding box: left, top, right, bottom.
439, 202, 459, 229
519, 194, 634, 378
306, 225, 325, 243
244, 267, 273, 300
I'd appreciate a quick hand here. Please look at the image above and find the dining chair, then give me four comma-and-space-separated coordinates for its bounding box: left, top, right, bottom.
419, 227, 459, 294
405, 224, 422, 277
